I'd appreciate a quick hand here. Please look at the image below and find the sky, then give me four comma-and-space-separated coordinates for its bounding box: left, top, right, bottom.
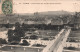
0, 0, 80, 14
13, 0, 80, 13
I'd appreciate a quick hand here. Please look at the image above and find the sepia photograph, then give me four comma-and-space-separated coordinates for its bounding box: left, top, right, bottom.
0, 0, 80, 52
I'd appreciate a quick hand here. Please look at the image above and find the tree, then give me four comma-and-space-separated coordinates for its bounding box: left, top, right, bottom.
8, 22, 25, 43
8, 29, 14, 37
67, 47, 76, 50
33, 44, 46, 47
14, 28, 25, 37
21, 40, 30, 46
42, 38, 49, 40
10, 36, 21, 45
15, 22, 21, 30
0, 38, 7, 44
8, 29, 14, 42
8, 30, 21, 43
22, 23, 27, 31
30, 35, 38, 39
69, 39, 76, 42
14, 22, 25, 37
35, 44, 42, 47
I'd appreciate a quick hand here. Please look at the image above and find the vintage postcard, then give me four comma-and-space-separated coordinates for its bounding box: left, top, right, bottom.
0, 0, 80, 52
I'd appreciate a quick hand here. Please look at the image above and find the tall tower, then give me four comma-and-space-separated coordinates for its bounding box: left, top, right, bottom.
0, 0, 13, 15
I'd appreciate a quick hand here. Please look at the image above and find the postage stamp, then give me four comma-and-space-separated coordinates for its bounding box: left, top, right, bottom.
2, 0, 12, 14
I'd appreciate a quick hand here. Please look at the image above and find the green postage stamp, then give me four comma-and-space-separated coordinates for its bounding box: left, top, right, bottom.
2, 0, 12, 14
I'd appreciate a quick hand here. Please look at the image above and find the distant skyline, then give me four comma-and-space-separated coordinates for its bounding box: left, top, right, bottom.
13, 0, 80, 13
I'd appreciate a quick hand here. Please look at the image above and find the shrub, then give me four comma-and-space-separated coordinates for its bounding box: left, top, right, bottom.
67, 47, 76, 50
30, 35, 38, 39
0, 38, 7, 44
20, 40, 30, 46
